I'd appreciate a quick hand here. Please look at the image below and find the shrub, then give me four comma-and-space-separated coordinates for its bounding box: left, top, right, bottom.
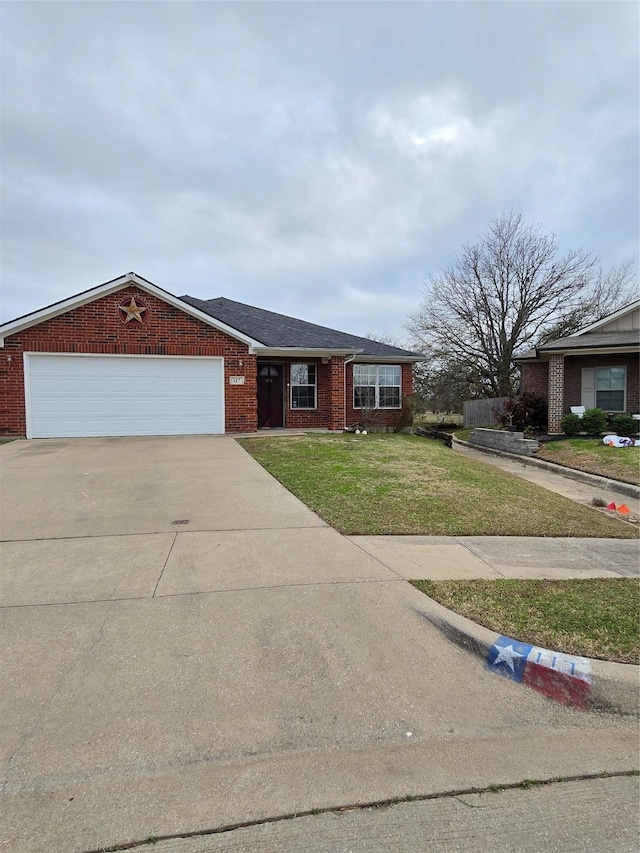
609, 413, 638, 437
497, 393, 548, 431
581, 408, 608, 436
560, 413, 582, 436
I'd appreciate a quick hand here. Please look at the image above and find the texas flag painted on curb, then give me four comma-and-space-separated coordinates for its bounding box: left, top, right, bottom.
487, 636, 592, 709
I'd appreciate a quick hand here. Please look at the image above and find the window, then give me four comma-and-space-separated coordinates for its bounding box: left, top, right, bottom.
291, 363, 316, 409
595, 366, 626, 411
353, 364, 401, 409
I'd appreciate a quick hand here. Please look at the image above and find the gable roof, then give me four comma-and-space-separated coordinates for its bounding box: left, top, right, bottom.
0, 273, 263, 349
515, 298, 640, 361
0, 273, 422, 360
179, 295, 421, 359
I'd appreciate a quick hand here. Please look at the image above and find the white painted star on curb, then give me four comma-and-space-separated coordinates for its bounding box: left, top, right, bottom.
492, 644, 525, 672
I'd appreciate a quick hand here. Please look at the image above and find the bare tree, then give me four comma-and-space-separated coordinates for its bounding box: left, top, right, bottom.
407, 212, 637, 397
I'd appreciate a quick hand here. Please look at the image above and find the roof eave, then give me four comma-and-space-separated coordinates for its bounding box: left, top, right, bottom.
255, 347, 363, 358
352, 354, 424, 363
516, 344, 639, 361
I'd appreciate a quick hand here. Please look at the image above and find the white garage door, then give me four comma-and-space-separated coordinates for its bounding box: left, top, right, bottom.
25, 354, 225, 438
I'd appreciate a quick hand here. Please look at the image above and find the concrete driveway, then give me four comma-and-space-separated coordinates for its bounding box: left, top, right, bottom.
1, 437, 638, 853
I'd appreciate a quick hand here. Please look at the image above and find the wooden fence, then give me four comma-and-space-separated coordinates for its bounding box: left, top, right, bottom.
463, 397, 508, 429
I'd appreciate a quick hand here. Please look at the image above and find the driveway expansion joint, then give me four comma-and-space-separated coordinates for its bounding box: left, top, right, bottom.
152, 532, 178, 597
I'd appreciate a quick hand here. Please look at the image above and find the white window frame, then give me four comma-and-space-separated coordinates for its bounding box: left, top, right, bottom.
290, 362, 317, 410
595, 365, 626, 412
353, 364, 402, 410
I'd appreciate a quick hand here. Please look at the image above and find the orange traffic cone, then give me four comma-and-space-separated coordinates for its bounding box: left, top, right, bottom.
617, 504, 631, 515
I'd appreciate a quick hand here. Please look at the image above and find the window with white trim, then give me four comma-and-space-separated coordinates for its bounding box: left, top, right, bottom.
595, 366, 626, 411
290, 363, 316, 409
353, 364, 401, 409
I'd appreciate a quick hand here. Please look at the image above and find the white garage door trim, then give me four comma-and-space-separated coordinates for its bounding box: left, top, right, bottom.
24, 352, 225, 438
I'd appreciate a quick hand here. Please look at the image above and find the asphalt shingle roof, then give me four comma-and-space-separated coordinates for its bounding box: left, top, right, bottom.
516, 329, 639, 360
180, 295, 421, 358
538, 330, 640, 350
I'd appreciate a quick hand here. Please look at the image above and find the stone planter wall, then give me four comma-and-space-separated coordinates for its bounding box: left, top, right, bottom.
469, 428, 539, 457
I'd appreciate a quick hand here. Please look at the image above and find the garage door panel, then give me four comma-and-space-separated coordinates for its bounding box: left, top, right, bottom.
26, 355, 224, 438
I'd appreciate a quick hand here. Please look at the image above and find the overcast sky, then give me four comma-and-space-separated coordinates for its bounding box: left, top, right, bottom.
1, 1, 638, 340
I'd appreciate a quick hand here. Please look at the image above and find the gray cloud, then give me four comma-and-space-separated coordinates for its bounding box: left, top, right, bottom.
1, 1, 637, 339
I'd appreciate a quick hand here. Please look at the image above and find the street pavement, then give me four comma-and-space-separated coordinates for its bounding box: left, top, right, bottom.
0, 436, 638, 853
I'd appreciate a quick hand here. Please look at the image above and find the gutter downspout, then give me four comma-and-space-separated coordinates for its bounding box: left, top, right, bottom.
343, 354, 357, 430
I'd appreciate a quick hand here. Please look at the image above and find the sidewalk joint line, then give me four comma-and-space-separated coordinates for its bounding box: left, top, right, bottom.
0, 578, 405, 609
345, 537, 407, 581
152, 532, 178, 597
77, 770, 639, 853
0, 524, 330, 544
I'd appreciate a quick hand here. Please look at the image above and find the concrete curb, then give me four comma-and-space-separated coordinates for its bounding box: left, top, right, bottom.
415, 595, 639, 717
452, 436, 640, 500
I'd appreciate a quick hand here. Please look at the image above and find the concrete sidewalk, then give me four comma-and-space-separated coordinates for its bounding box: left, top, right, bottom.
119, 775, 640, 853
452, 439, 640, 517
348, 536, 639, 580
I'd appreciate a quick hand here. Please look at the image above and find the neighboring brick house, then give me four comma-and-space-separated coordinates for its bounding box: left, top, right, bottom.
0, 272, 421, 438
516, 300, 640, 434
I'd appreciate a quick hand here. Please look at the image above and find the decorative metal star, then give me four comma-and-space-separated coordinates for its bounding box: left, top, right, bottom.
119, 297, 148, 324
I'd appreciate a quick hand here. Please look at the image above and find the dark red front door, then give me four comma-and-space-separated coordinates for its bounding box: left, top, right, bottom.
257, 362, 284, 428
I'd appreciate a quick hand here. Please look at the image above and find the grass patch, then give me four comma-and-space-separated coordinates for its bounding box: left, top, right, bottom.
455, 428, 473, 442
454, 426, 503, 442
239, 433, 637, 537
536, 438, 640, 486
410, 578, 640, 663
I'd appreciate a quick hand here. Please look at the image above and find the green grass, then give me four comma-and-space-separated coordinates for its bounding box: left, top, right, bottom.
239, 433, 637, 537
410, 578, 640, 662
536, 438, 640, 486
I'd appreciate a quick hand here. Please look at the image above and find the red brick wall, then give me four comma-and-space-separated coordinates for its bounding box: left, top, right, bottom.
0, 286, 259, 436
520, 353, 640, 429
263, 356, 344, 430
272, 357, 332, 429
519, 362, 549, 400
345, 362, 414, 429
564, 353, 639, 413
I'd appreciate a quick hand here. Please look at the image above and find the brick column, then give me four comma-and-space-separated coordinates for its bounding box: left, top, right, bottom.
547, 353, 565, 434
328, 356, 346, 430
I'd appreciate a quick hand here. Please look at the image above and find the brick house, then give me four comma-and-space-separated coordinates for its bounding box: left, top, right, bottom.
516, 300, 640, 434
0, 272, 421, 438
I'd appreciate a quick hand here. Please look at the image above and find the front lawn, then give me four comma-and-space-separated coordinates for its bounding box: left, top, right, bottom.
536, 438, 640, 486
239, 434, 637, 538
410, 578, 640, 663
